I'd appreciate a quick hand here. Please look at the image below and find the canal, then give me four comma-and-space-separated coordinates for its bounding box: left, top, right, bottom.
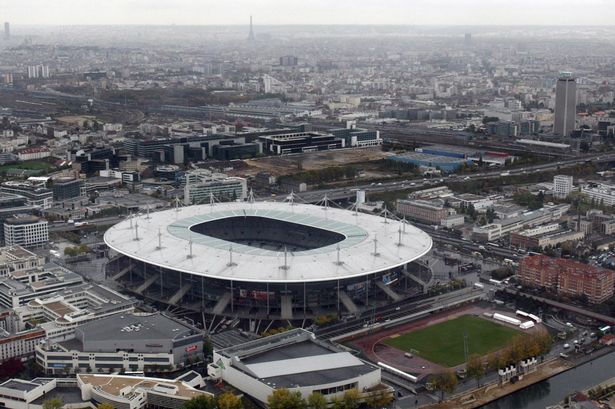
481, 351, 615, 409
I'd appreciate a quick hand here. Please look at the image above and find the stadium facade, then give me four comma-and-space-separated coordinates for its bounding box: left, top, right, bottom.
104, 201, 432, 319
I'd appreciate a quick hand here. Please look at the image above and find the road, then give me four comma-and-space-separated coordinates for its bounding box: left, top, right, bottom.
49, 215, 126, 232
272, 152, 615, 204
504, 288, 615, 325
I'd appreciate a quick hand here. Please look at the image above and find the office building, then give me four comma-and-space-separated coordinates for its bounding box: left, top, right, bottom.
553, 175, 573, 199
472, 204, 570, 242
0, 310, 46, 361
0, 193, 39, 245
0, 246, 44, 278
208, 329, 392, 406
51, 177, 85, 201
553, 73, 577, 137
183, 170, 247, 205
580, 183, 615, 206
396, 198, 456, 225
280, 55, 299, 66
248, 15, 255, 41
0, 263, 83, 308
36, 312, 204, 374
259, 131, 345, 155
0, 181, 53, 209
3, 215, 48, 247
3, 22, 9, 40
519, 255, 614, 303
464, 32, 471, 45
510, 225, 584, 250
12, 283, 136, 342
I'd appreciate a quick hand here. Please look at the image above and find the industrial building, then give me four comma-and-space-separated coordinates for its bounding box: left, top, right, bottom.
36, 313, 204, 374
208, 329, 392, 406
388, 152, 472, 172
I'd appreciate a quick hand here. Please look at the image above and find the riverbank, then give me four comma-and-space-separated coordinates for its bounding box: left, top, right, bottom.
421, 358, 574, 409
421, 346, 615, 409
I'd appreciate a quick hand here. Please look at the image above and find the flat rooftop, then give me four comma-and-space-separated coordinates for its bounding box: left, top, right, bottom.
0, 380, 40, 392
76, 313, 199, 344
218, 329, 378, 388
77, 374, 210, 400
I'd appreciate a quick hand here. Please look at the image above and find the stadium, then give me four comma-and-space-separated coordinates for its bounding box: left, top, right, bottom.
104, 201, 432, 320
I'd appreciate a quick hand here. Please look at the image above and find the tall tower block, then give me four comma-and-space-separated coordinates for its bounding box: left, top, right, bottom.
248, 16, 255, 41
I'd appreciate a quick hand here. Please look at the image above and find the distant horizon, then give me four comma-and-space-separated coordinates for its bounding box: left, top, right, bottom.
6, 23, 615, 27
2, 0, 614, 26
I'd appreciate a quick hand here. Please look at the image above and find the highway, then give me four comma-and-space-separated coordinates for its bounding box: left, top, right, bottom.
275, 152, 615, 204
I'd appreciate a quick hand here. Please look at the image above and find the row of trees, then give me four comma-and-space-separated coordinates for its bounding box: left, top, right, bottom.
64, 244, 90, 257
430, 331, 553, 401
280, 165, 358, 186
182, 392, 243, 409
267, 388, 393, 409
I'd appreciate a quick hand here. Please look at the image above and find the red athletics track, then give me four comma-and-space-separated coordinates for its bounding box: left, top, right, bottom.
347, 304, 487, 378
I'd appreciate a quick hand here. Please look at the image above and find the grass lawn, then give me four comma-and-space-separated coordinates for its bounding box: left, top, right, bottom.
0, 160, 54, 171
383, 315, 519, 367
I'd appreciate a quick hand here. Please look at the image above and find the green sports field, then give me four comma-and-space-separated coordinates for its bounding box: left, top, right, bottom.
383, 315, 519, 367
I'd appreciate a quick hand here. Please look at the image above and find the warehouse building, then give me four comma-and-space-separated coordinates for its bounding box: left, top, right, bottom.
388, 152, 472, 172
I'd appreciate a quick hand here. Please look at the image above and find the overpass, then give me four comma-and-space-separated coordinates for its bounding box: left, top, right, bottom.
504, 288, 615, 325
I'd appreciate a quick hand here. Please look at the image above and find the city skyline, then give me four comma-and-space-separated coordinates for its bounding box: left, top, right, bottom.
1, 0, 614, 26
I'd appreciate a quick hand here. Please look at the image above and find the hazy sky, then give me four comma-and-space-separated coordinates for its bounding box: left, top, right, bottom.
3, 0, 614, 26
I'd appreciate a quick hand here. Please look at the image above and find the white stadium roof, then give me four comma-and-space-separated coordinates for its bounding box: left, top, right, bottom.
104, 201, 432, 283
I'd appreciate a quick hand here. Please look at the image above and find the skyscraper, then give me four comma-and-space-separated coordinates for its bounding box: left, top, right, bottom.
247, 15, 255, 41
464, 32, 472, 46
3, 22, 9, 40
553, 72, 577, 137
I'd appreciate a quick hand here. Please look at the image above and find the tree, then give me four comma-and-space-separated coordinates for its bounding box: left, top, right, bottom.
0, 357, 24, 379
341, 389, 361, 409
466, 354, 485, 388
267, 389, 306, 409
42, 398, 64, 409
97, 403, 115, 409
183, 395, 217, 409
431, 371, 457, 402
365, 388, 394, 408
306, 392, 328, 409
217, 391, 242, 409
